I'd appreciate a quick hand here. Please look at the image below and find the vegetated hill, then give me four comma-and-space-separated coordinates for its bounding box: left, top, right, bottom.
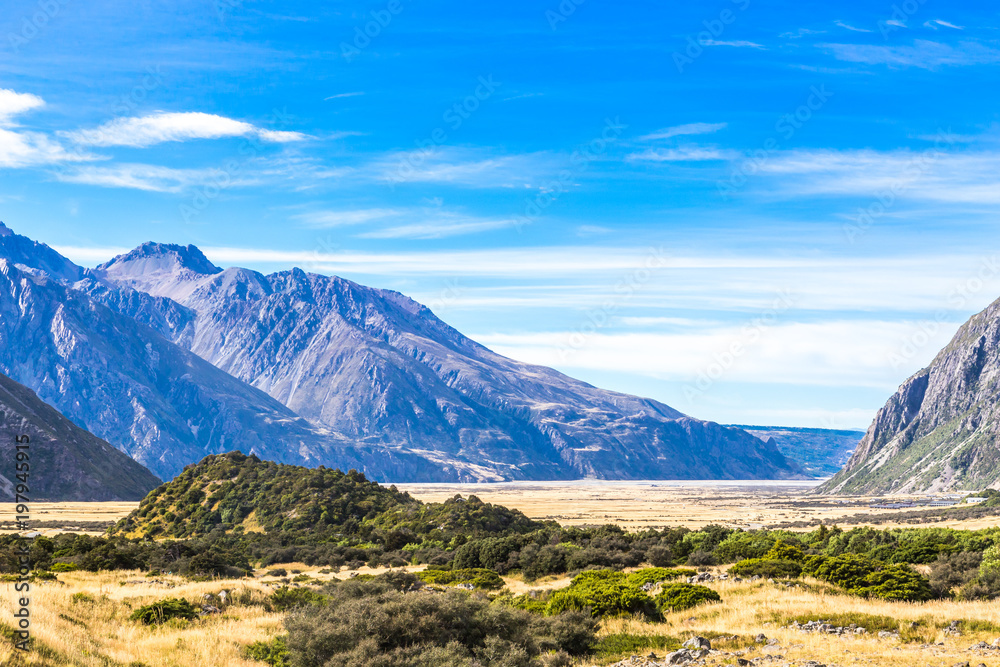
113, 451, 544, 540
0, 221, 803, 482
821, 295, 1000, 494
0, 371, 160, 501
731, 425, 863, 477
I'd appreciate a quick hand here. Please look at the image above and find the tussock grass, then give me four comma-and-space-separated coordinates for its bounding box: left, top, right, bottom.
0, 571, 284, 667
4, 570, 1000, 666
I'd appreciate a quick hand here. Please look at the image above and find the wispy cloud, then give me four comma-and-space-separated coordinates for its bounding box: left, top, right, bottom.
294, 208, 402, 228
627, 146, 737, 162
639, 122, 727, 141
701, 39, 765, 49
758, 148, 1000, 204
377, 148, 557, 188
824, 40, 1000, 69
54, 163, 239, 193
833, 20, 871, 33
324, 92, 365, 100
357, 214, 515, 239
63, 112, 309, 148
924, 19, 964, 30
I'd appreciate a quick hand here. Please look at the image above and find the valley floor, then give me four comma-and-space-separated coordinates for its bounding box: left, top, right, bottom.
4, 566, 1000, 666
3, 481, 995, 535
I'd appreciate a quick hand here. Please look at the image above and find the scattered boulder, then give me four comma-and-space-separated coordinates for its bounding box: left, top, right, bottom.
682, 636, 711, 650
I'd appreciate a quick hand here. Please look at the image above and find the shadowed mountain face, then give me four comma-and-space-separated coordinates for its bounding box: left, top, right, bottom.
0, 221, 803, 482
0, 371, 160, 501
821, 296, 1000, 494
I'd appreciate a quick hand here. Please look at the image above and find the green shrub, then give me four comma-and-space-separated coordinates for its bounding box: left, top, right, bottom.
71, 592, 94, 604
284, 577, 597, 666
267, 586, 327, 612
625, 567, 695, 587
545, 570, 654, 619
805, 553, 879, 590
129, 598, 198, 625
243, 636, 290, 666
713, 532, 779, 563
417, 567, 504, 590
49, 562, 78, 572
654, 583, 721, 614
729, 558, 802, 579
763, 541, 805, 563
852, 564, 935, 602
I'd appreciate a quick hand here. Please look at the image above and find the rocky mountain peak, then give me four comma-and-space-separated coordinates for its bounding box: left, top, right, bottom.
99, 242, 222, 276
0, 222, 83, 283
96, 242, 222, 302
820, 293, 1000, 494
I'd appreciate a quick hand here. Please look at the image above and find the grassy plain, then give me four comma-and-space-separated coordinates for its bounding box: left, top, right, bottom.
2, 482, 994, 534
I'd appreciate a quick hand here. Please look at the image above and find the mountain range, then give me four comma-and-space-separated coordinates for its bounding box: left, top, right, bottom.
821, 296, 1000, 494
0, 221, 802, 483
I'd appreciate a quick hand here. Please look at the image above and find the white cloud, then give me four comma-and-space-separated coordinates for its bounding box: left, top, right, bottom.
324, 92, 365, 100
357, 214, 515, 239
0, 89, 99, 168
833, 20, 872, 33
378, 149, 554, 188
639, 122, 727, 141
758, 148, 1000, 204
294, 208, 402, 228
824, 40, 1000, 69
0, 129, 92, 168
55, 163, 235, 193
627, 146, 737, 162
474, 319, 961, 391
701, 40, 765, 48
925, 19, 964, 30
0, 89, 45, 126
64, 112, 309, 148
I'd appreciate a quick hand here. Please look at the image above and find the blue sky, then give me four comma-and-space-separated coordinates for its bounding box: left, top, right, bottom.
2, 1, 1000, 429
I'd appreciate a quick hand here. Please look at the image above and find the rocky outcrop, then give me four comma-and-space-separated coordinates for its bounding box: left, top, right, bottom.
0, 370, 160, 500
820, 296, 1000, 494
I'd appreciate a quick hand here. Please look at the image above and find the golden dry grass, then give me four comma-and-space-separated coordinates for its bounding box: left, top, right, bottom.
1, 485, 993, 536
601, 573, 1000, 666
0, 571, 285, 667
2, 568, 1000, 665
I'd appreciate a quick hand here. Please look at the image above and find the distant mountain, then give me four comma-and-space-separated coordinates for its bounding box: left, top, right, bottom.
0, 221, 804, 482
731, 425, 863, 477
820, 296, 1000, 494
0, 370, 160, 501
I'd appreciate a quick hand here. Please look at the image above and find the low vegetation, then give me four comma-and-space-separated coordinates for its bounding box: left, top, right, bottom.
4, 455, 1000, 665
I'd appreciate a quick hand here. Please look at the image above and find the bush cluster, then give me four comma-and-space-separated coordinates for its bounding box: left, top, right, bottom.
283, 572, 597, 667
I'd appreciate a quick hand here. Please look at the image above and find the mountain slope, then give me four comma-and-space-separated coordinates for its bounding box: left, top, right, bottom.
820, 296, 1000, 494
0, 370, 160, 501
0, 247, 432, 482
94, 240, 804, 481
